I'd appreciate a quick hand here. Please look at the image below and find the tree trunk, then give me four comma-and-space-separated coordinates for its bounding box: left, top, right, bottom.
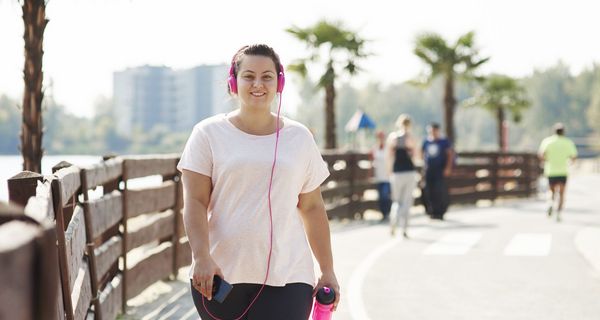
497, 108, 506, 152
443, 74, 456, 144
21, 0, 48, 173
324, 80, 336, 149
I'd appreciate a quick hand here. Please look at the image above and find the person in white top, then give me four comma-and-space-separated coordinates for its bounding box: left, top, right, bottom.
177, 44, 340, 320
370, 130, 392, 221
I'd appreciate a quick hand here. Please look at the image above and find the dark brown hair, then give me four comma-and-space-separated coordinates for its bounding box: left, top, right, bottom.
231, 44, 282, 78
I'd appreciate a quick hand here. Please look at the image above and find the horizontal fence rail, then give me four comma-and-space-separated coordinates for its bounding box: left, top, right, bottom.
1, 150, 539, 319
320, 151, 540, 220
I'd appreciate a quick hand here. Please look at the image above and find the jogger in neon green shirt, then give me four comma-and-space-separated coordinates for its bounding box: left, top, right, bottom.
538, 123, 577, 221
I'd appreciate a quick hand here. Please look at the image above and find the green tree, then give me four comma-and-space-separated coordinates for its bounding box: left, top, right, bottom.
20, 0, 48, 172
462, 75, 530, 151
413, 31, 489, 144
286, 20, 369, 149
293, 77, 325, 146
92, 96, 130, 154
586, 67, 600, 135
519, 63, 583, 147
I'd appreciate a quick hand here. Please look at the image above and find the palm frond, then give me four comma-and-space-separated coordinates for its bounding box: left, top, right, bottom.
455, 31, 475, 48
286, 60, 308, 78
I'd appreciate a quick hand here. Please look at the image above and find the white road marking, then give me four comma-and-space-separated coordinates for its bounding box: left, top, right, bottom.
423, 232, 482, 255
504, 233, 552, 256
347, 229, 425, 320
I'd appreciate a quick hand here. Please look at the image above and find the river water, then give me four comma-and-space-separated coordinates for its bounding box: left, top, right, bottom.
0, 155, 101, 202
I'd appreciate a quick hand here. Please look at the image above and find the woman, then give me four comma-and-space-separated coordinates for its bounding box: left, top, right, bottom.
386, 114, 418, 238
177, 44, 340, 319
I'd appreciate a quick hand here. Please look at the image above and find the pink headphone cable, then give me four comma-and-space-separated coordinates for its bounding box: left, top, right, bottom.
202, 93, 283, 320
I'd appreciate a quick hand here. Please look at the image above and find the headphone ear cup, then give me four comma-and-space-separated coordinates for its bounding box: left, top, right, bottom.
228, 63, 238, 94
228, 75, 237, 94
277, 67, 285, 93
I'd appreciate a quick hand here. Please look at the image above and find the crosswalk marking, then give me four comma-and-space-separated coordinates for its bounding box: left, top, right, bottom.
424, 232, 482, 255
504, 233, 552, 256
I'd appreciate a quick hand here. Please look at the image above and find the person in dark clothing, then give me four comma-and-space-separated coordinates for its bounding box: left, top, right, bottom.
421, 123, 453, 220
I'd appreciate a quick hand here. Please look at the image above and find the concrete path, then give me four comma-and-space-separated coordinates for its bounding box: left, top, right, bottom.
120, 173, 600, 320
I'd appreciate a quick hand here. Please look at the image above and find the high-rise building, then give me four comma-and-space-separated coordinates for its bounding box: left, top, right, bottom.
172, 65, 233, 132
113, 64, 233, 137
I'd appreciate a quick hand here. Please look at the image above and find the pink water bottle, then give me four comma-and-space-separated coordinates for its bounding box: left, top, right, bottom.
312, 287, 335, 320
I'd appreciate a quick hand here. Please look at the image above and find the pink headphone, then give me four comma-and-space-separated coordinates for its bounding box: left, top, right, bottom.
228, 61, 285, 94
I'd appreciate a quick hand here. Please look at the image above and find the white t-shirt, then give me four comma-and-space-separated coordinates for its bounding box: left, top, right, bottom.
177, 113, 330, 287
372, 147, 388, 182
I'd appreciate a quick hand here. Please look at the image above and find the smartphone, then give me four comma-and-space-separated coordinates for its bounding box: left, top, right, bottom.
212, 275, 232, 303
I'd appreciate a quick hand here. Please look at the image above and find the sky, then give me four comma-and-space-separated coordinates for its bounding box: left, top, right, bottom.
1, 0, 599, 118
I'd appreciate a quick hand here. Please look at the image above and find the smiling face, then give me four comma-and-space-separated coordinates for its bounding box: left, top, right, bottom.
236, 55, 278, 110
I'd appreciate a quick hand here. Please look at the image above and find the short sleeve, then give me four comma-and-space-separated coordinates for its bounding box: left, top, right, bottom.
177, 125, 213, 177
301, 139, 330, 194
538, 139, 548, 156
569, 141, 578, 157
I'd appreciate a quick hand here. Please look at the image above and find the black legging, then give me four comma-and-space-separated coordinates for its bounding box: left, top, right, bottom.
191, 282, 313, 320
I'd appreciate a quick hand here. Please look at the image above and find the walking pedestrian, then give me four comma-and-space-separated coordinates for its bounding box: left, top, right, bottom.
177, 44, 340, 319
421, 122, 453, 220
387, 115, 418, 237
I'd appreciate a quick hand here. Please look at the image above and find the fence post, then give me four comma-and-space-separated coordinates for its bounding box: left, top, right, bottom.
0, 202, 60, 320
102, 154, 121, 195
50, 167, 75, 320
162, 164, 182, 280
524, 154, 532, 197
32, 218, 60, 319
121, 160, 129, 312
79, 169, 103, 320
7, 171, 43, 207
348, 152, 356, 219
491, 153, 499, 203
173, 173, 183, 278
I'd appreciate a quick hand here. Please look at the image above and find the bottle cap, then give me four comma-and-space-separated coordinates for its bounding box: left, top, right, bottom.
316, 287, 335, 305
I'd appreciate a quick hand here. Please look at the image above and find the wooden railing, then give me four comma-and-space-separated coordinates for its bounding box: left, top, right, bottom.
321, 151, 378, 219
450, 152, 540, 203
0, 202, 60, 320
319, 151, 541, 219
4, 154, 189, 320
1, 151, 539, 319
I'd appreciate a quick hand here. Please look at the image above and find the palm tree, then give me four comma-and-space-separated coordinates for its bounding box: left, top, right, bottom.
286, 20, 368, 149
20, 0, 48, 172
463, 75, 530, 151
413, 31, 489, 144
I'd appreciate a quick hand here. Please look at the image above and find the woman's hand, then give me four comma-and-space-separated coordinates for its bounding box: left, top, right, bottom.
314, 270, 341, 311
191, 255, 223, 301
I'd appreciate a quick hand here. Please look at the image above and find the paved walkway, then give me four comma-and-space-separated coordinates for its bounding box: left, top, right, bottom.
120, 173, 600, 320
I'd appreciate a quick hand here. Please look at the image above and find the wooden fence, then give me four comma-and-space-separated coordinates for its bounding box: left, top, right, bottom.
0, 151, 539, 319
0, 202, 60, 320
319, 151, 540, 219
4, 154, 190, 320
